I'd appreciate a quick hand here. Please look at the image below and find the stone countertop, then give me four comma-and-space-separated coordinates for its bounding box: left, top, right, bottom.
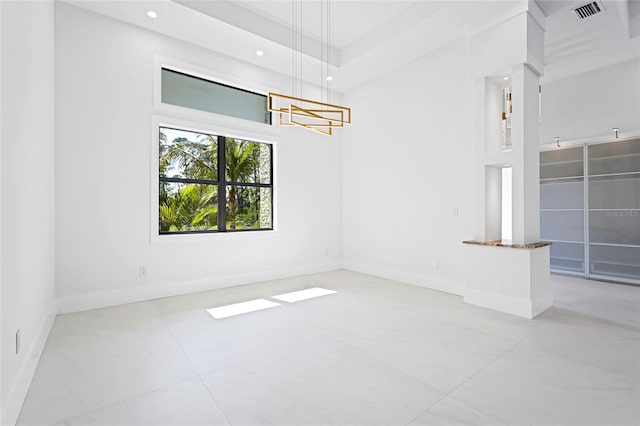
462, 240, 552, 249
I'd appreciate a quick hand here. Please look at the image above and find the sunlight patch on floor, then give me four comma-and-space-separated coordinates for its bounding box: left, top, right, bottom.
272, 287, 337, 303
206, 299, 280, 319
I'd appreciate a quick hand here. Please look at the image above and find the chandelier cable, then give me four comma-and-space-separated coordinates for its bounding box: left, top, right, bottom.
298, 0, 302, 102
291, 0, 294, 100
327, 0, 331, 104
269, 0, 350, 136
321, 0, 325, 104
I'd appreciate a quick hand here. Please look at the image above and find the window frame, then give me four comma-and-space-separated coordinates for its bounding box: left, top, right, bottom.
153, 56, 277, 135
151, 114, 279, 243
160, 68, 272, 125
151, 57, 282, 242
158, 125, 274, 235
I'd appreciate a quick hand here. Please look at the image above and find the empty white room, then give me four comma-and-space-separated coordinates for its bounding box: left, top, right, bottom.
1, 0, 639, 425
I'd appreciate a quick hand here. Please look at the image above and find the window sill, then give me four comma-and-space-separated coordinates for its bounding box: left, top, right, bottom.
151, 229, 279, 244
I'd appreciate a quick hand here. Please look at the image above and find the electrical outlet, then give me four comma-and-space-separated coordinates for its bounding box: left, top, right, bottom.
16, 329, 21, 355
138, 266, 148, 277
452, 208, 459, 217
433, 259, 439, 269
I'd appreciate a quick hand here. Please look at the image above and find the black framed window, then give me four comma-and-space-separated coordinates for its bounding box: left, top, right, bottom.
159, 126, 273, 234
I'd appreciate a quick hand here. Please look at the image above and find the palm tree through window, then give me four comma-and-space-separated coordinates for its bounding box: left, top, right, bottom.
159, 127, 273, 233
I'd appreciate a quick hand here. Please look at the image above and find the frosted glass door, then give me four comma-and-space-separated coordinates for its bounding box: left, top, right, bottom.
540, 146, 585, 275
589, 245, 640, 282
587, 139, 640, 284
540, 148, 584, 179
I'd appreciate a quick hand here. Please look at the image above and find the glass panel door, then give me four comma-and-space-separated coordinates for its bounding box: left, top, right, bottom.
587, 139, 640, 284
540, 146, 586, 276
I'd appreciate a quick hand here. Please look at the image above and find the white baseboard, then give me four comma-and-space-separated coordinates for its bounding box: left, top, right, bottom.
56, 260, 342, 314
342, 259, 464, 296
531, 292, 554, 318
464, 287, 553, 319
1, 301, 57, 426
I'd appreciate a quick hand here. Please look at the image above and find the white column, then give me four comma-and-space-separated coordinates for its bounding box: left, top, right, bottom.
463, 5, 552, 319
511, 63, 541, 245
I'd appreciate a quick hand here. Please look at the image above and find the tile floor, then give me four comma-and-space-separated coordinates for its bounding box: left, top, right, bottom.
17, 270, 640, 426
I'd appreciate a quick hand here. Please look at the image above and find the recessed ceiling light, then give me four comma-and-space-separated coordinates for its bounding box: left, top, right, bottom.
256, 50, 264, 56
326, 76, 333, 81
503, 76, 509, 80
147, 10, 158, 18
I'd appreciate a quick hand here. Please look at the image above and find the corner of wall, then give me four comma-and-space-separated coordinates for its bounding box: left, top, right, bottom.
1, 302, 57, 426
1, 1, 57, 424
343, 259, 465, 297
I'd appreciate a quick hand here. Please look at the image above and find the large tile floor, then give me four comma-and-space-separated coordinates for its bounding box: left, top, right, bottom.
17, 270, 640, 426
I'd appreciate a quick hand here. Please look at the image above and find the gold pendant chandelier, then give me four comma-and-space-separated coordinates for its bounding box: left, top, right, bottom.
268, 0, 351, 136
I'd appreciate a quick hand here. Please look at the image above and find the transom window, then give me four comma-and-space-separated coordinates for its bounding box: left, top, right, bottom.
161, 68, 272, 125
159, 126, 273, 234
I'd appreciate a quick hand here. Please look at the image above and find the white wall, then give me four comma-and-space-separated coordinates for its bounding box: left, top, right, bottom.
1, 1, 57, 424
341, 38, 475, 295
55, 3, 343, 313
1, 2, 3, 421
541, 57, 640, 144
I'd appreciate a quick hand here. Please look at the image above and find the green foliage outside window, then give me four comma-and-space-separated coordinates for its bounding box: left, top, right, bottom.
159, 127, 272, 233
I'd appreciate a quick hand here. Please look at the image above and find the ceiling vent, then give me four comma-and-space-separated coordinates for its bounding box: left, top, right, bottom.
574, 1, 604, 19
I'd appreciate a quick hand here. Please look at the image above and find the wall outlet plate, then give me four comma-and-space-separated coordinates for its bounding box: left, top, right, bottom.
138, 266, 148, 277
16, 329, 21, 355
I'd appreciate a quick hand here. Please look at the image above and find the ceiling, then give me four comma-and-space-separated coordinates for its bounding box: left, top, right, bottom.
541, 0, 640, 81
66, 0, 640, 92
219, 1, 416, 49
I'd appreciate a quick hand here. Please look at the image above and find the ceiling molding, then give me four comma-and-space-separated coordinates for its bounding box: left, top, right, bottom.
175, 0, 341, 66
62, 0, 640, 92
